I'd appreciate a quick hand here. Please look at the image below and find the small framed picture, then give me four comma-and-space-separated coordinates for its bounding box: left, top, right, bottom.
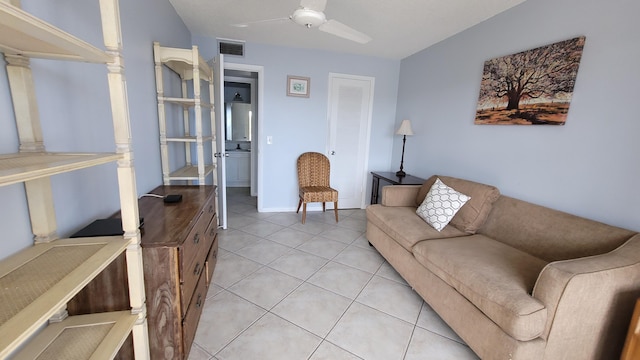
287, 75, 310, 98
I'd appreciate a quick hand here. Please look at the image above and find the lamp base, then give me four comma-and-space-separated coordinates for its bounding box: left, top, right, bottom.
395, 170, 406, 177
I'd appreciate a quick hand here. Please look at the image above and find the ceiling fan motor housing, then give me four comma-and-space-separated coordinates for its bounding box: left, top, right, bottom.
291, 8, 326, 28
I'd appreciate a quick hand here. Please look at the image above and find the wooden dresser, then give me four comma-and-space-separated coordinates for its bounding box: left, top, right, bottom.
68, 185, 218, 359
622, 298, 640, 360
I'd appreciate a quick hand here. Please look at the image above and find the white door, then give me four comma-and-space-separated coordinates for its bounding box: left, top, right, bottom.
327, 73, 374, 209
212, 55, 228, 229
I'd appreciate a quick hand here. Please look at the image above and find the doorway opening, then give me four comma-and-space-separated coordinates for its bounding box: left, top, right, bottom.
222, 66, 261, 216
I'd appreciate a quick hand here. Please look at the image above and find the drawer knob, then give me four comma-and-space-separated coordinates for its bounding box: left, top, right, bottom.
209, 228, 215, 237
193, 233, 200, 244
208, 205, 214, 214
193, 262, 201, 276
196, 294, 203, 308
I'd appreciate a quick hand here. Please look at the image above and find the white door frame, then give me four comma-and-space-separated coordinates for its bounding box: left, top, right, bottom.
327, 73, 375, 209
225, 62, 265, 211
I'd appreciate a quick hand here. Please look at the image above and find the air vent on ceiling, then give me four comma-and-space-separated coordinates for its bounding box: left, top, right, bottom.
218, 39, 245, 57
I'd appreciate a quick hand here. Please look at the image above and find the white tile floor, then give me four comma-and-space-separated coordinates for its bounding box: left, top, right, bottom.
189, 188, 480, 360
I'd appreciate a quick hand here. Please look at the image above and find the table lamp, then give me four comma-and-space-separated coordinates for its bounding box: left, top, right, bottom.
395, 119, 414, 177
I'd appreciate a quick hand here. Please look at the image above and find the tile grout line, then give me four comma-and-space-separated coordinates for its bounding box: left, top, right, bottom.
213, 214, 378, 359
202, 191, 471, 359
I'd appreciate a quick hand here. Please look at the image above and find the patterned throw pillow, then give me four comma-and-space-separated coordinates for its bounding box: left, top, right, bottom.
416, 178, 471, 231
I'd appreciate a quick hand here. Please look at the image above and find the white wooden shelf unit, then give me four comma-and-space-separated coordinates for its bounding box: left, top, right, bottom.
0, 1, 149, 358
153, 42, 216, 185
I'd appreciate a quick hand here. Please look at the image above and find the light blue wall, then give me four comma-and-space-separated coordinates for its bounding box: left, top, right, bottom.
394, 0, 640, 231
5, 0, 633, 264
193, 38, 401, 211
0, 0, 191, 259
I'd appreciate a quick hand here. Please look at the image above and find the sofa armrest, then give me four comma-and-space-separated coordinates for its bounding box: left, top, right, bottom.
381, 185, 421, 207
531, 234, 640, 359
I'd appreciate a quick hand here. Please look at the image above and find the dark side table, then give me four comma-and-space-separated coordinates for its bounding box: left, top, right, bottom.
370, 171, 425, 204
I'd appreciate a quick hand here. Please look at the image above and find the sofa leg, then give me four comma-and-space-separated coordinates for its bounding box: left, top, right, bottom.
368, 241, 373, 247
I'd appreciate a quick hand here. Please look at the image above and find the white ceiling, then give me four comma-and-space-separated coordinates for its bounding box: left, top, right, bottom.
168, 0, 526, 60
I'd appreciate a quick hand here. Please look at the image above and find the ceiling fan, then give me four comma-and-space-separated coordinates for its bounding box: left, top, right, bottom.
233, 0, 372, 44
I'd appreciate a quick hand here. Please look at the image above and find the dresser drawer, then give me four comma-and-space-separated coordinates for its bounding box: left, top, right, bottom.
180, 193, 215, 272
181, 250, 205, 318
182, 268, 208, 358
180, 212, 209, 281
181, 214, 216, 310
205, 235, 218, 286
202, 194, 216, 224
205, 214, 217, 246
204, 214, 217, 284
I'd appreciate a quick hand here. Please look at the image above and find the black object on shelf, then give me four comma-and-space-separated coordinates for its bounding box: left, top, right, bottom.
163, 194, 183, 203
71, 218, 144, 238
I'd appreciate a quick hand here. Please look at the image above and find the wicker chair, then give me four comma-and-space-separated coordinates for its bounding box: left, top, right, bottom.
296, 152, 339, 224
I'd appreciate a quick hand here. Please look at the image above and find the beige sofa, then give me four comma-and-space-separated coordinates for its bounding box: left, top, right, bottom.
366, 175, 640, 359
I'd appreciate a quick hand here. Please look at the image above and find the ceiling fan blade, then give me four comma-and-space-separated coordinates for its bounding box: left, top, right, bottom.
300, 0, 327, 12
231, 17, 289, 28
319, 19, 372, 44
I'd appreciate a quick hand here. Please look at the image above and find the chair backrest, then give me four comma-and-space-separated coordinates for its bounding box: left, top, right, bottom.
297, 152, 331, 188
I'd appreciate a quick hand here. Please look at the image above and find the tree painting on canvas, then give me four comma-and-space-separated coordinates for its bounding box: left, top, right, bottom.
475, 36, 585, 125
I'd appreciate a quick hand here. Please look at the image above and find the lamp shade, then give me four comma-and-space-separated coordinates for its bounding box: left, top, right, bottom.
395, 119, 414, 136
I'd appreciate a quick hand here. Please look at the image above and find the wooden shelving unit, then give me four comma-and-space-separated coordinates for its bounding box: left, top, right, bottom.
0, 1, 149, 358
153, 42, 216, 185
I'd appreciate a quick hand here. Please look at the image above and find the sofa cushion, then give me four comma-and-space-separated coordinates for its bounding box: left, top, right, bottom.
412, 235, 548, 341
366, 205, 468, 251
416, 178, 471, 231
478, 196, 638, 262
416, 175, 500, 234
